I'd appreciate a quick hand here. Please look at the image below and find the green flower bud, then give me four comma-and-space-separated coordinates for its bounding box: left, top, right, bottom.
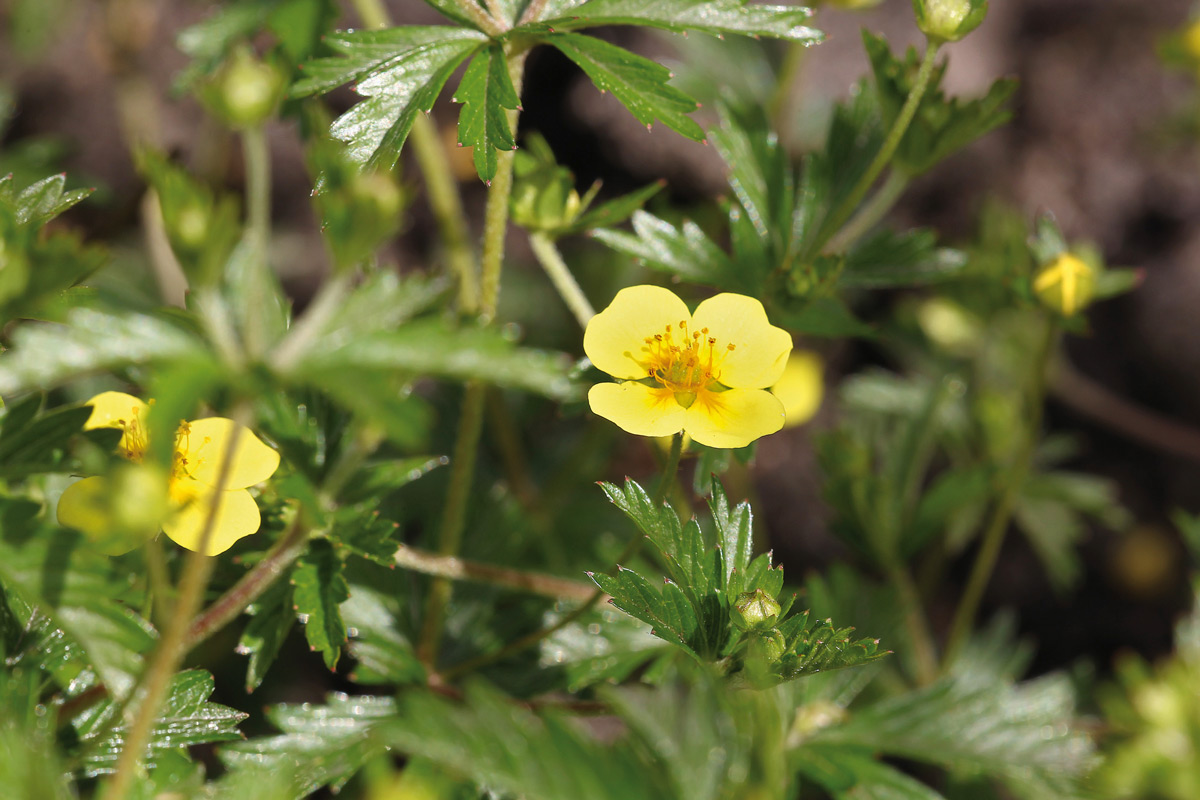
510, 161, 582, 232
1033, 252, 1095, 317
822, 0, 884, 9
734, 589, 782, 630
204, 48, 286, 128
744, 629, 787, 687
912, 0, 987, 43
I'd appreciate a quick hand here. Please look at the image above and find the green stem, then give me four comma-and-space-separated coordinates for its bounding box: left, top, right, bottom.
451, 0, 506, 36
825, 170, 910, 254
102, 407, 250, 800
942, 318, 1059, 669
144, 537, 173, 631
478, 49, 528, 322
241, 124, 273, 356
529, 232, 596, 329
887, 563, 938, 686
416, 382, 488, 667
768, 40, 808, 135
349, 0, 478, 313
272, 271, 352, 373
394, 543, 597, 603
439, 433, 684, 681
816, 41, 939, 257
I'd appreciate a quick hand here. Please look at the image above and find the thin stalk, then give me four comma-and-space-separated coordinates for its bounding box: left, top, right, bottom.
272, 271, 352, 373
141, 190, 188, 307
349, 0, 479, 313
394, 543, 599, 603
478, 49, 528, 322
887, 563, 938, 686
241, 124, 273, 356
439, 433, 685, 681
102, 407, 250, 800
816, 41, 939, 257
825, 170, 910, 254
416, 382, 488, 667
529, 232, 596, 328
143, 537, 173, 631
768, 40, 808, 135
942, 319, 1059, 669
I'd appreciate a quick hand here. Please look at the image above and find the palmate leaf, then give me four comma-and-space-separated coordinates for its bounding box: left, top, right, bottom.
220, 693, 396, 796
74, 670, 247, 777
293, 27, 487, 169
840, 228, 967, 289
531, 0, 821, 43
237, 579, 295, 692
796, 747, 948, 800
292, 539, 350, 670
547, 33, 705, 141
593, 210, 742, 289
540, 606, 669, 692
1, 172, 91, 228
453, 43, 521, 183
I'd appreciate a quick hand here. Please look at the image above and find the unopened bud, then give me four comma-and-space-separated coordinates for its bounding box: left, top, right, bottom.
912, 0, 987, 43
735, 589, 782, 630
206, 49, 286, 128
1033, 252, 1095, 317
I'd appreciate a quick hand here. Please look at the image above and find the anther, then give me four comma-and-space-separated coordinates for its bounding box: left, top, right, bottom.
727, 343, 736, 351
708, 337, 716, 344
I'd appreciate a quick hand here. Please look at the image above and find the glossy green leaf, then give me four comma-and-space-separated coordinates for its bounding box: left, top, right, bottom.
593, 210, 741, 288
341, 579, 426, 686
533, 0, 822, 42
562, 179, 663, 236
238, 579, 296, 692
540, 607, 669, 692
453, 44, 521, 183
292, 539, 350, 670
841, 228, 967, 289
4, 173, 90, 228
547, 33, 705, 142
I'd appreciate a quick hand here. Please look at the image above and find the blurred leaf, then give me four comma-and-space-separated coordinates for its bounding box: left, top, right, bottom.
1, 172, 90, 228
841, 228, 966, 289
292, 539, 350, 670
0, 711, 73, 800
547, 34, 705, 142
293, 27, 486, 169
797, 747, 948, 799
0, 512, 155, 699
341, 578, 425, 686
453, 43, 520, 183
0, 401, 90, 478
593, 210, 741, 288
772, 295, 874, 339
0, 308, 207, 396
380, 682, 662, 800
540, 607, 670, 692
75, 670, 246, 777
562, 180, 663, 236
220, 693, 396, 795
238, 579, 295, 692
532, 0, 822, 42
709, 104, 793, 261
290, 318, 577, 399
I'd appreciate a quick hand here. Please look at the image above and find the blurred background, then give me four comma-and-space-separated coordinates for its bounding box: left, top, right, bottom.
3, 0, 1200, 691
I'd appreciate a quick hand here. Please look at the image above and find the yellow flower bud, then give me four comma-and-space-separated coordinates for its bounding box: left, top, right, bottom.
1033, 252, 1095, 317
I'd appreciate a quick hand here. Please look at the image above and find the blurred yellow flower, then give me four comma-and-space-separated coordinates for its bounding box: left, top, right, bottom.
584, 286, 792, 449
57, 391, 280, 556
1033, 252, 1094, 317
771, 350, 824, 428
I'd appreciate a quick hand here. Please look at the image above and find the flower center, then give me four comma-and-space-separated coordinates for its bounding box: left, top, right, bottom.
629, 319, 736, 395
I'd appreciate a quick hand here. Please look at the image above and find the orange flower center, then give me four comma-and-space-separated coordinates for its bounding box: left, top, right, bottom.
631, 319, 736, 403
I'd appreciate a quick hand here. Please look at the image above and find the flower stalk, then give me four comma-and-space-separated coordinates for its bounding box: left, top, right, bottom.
529, 232, 596, 329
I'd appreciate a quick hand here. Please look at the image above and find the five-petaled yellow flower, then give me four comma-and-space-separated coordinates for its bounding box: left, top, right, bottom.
57, 391, 280, 556
584, 286, 793, 449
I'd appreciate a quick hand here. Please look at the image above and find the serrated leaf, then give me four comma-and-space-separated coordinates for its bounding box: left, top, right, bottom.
75, 670, 246, 776
0, 402, 90, 478
220, 693, 396, 795
307, 269, 448, 345
0, 308, 207, 396
292, 539, 350, 669
294, 28, 486, 169
770, 295, 874, 338
562, 180, 662, 235
841, 228, 967, 289
708, 481, 753, 590
341, 580, 425, 685
548, 33, 704, 141
591, 568, 700, 652
540, 607, 669, 691
453, 44, 520, 183
238, 579, 295, 692
593, 210, 741, 288
797, 747, 948, 800
290, 318, 577, 399
10, 173, 91, 227
533, 0, 822, 43
774, 615, 887, 681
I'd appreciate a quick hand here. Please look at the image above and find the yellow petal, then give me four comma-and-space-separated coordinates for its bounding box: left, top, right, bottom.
583, 285, 692, 379
690, 293, 792, 388
588, 382, 688, 438
771, 350, 824, 428
163, 479, 261, 555
683, 388, 785, 449
56, 475, 149, 556
177, 418, 280, 490
85, 391, 152, 458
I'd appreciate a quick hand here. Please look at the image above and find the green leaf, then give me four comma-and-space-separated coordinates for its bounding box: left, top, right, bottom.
797, 747, 948, 800
6, 173, 91, 227
547, 33, 705, 142
380, 682, 661, 800
533, 0, 822, 43
220, 693, 396, 795
238, 579, 295, 692
593, 210, 741, 288
840, 228, 967, 289
294, 27, 486, 169
290, 318, 577, 399
292, 539, 350, 670
0, 308, 206, 395
0, 401, 90, 478
0, 513, 155, 699
540, 607, 669, 692
75, 670, 246, 776
770, 295, 874, 338
591, 567, 701, 653
453, 44, 521, 183
562, 180, 663, 236
341, 578, 426, 686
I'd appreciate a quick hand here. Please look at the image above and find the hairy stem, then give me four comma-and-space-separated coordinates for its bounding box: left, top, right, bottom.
817, 41, 939, 257
349, 0, 479, 313
942, 319, 1058, 668
439, 433, 685, 681
241, 124, 273, 356
529, 232, 596, 328
102, 407, 250, 800
395, 543, 599, 603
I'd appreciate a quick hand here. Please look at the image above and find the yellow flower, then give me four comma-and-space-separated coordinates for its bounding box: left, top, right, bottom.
57, 391, 280, 556
584, 286, 792, 449
771, 350, 824, 428
1033, 252, 1095, 317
